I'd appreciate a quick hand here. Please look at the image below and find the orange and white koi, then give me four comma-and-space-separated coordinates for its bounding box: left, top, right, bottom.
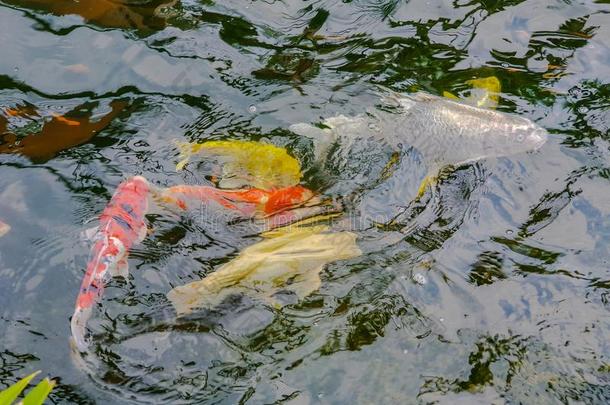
71, 176, 150, 352
159, 184, 315, 217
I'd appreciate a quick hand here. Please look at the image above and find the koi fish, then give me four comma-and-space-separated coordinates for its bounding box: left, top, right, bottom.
0, 100, 127, 162
71, 176, 150, 352
5, 0, 176, 31
168, 225, 361, 315
174, 140, 302, 190
158, 184, 315, 217
290, 91, 548, 198
158, 183, 344, 235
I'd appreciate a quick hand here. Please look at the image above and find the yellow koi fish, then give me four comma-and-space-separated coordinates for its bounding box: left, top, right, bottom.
175, 140, 302, 190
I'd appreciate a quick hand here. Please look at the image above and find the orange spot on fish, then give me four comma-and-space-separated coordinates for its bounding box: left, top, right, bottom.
52, 113, 81, 126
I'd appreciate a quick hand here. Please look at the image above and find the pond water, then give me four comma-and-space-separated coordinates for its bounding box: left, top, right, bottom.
0, 0, 609, 403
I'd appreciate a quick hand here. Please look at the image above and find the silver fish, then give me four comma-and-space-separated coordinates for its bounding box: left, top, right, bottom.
291, 92, 548, 178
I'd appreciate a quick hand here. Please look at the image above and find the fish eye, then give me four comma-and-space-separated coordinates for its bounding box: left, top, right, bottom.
517, 134, 524, 142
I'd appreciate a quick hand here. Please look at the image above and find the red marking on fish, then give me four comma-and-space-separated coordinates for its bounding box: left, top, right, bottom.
71, 176, 149, 351
162, 184, 314, 217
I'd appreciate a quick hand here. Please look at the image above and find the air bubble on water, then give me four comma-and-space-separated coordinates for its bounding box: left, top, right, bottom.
368, 122, 380, 132
403, 349, 408, 354
439, 318, 444, 322
413, 273, 427, 285
318, 393, 324, 399
501, 63, 509, 68
578, 106, 588, 114
248, 105, 257, 113
506, 229, 513, 235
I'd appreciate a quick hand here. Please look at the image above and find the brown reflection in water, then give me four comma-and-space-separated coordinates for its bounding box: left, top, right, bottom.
5, 0, 176, 31
0, 100, 127, 161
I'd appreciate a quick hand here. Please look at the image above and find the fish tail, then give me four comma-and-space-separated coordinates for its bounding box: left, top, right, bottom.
70, 306, 93, 352
174, 140, 208, 171
69, 239, 114, 351
174, 140, 192, 171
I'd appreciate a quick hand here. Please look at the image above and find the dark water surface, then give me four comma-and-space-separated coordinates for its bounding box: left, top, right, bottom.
1, 0, 609, 403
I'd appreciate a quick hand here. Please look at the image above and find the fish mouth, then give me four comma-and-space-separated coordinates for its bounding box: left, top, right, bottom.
530, 127, 549, 150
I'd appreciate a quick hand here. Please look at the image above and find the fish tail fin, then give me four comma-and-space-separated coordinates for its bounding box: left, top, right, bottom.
174, 139, 194, 171
289, 123, 335, 163
70, 306, 93, 353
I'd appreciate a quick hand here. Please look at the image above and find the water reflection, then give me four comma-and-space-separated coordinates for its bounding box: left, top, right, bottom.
0, 0, 609, 403
1, 100, 127, 162
4, 0, 178, 31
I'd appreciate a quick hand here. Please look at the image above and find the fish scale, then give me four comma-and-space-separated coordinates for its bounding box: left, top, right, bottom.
291, 92, 548, 190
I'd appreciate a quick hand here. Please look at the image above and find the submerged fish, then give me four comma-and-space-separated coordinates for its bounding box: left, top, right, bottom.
167, 225, 361, 315
175, 140, 302, 190
444, 76, 502, 109
0, 100, 127, 162
71, 177, 325, 350
158, 183, 341, 232
158, 184, 315, 216
393, 92, 547, 168
291, 92, 548, 196
5, 0, 176, 31
71, 176, 150, 352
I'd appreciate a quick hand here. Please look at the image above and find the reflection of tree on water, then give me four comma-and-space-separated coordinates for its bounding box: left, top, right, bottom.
419, 332, 609, 403
3, 0, 178, 31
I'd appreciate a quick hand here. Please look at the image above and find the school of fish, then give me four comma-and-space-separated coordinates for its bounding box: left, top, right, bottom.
69, 88, 549, 351
70, 177, 324, 351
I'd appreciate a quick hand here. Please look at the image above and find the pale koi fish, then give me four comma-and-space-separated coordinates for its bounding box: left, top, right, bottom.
291, 91, 548, 198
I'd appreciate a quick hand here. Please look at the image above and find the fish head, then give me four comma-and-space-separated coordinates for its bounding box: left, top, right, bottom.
478, 115, 548, 158
264, 185, 314, 215
509, 119, 548, 152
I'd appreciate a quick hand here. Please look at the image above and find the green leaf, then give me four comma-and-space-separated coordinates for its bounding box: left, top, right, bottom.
21, 378, 55, 405
0, 371, 40, 405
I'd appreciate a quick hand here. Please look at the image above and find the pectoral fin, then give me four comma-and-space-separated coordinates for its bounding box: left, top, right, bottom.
110, 258, 129, 279
443, 91, 459, 100
287, 269, 323, 300
82, 226, 99, 242
289, 122, 335, 161
415, 174, 438, 200
415, 165, 456, 200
